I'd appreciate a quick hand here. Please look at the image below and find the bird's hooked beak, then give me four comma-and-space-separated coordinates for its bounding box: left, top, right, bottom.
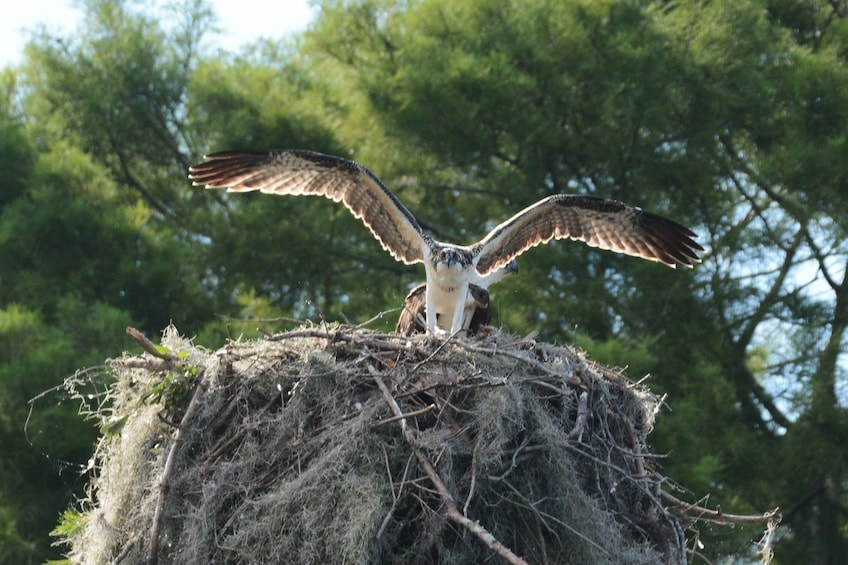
434, 248, 471, 271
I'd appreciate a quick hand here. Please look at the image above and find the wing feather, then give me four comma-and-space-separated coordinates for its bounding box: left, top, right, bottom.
189, 150, 430, 265
473, 195, 703, 274
396, 283, 427, 335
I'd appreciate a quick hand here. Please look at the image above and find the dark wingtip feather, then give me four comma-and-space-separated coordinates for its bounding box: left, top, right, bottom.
640, 211, 704, 268
187, 151, 272, 188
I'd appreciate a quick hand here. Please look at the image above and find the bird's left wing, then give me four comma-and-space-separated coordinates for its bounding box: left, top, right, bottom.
473, 194, 703, 274
189, 150, 430, 265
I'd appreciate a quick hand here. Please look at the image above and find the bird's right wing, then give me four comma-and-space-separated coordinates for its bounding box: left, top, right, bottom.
189, 150, 431, 265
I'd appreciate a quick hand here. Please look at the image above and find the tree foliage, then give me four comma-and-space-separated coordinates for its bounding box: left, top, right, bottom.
1, 0, 847, 561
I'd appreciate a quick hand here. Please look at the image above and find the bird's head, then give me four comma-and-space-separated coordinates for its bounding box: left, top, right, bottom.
433, 247, 472, 272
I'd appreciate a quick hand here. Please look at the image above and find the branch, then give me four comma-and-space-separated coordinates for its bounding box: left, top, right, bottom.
126, 327, 178, 362
736, 230, 804, 348
147, 371, 208, 565
370, 367, 529, 565
456, 340, 582, 386
800, 226, 841, 291
113, 147, 179, 222
661, 490, 781, 526
566, 391, 589, 441
369, 404, 437, 429
719, 136, 807, 220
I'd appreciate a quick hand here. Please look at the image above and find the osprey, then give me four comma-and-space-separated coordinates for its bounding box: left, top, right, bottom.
189, 150, 703, 335
396, 260, 519, 336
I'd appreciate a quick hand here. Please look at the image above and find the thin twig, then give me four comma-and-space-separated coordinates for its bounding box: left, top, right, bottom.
463, 447, 478, 516
494, 478, 613, 558
377, 452, 415, 539
566, 391, 589, 441
457, 340, 582, 385
411, 331, 462, 372
661, 491, 781, 525
147, 371, 208, 565
355, 307, 403, 329
369, 403, 437, 429
127, 327, 178, 362
370, 367, 529, 565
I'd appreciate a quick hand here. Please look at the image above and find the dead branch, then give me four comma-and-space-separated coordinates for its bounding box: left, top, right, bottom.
566, 390, 589, 441
147, 371, 209, 565
371, 367, 530, 565
457, 339, 582, 385
662, 490, 781, 525
127, 327, 178, 362
369, 403, 437, 429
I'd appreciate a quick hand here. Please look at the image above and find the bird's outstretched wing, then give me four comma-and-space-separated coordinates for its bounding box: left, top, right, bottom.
473, 195, 703, 274
189, 150, 431, 265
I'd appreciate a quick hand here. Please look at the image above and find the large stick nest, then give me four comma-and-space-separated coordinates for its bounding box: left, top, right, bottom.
69, 325, 692, 564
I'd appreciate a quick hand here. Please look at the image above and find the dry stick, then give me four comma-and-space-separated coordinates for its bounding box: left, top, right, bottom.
522, 378, 569, 396
369, 404, 437, 429
463, 447, 478, 517
561, 441, 673, 532
411, 330, 462, 372
355, 307, 403, 329
377, 452, 416, 539
532, 511, 550, 565
266, 327, 414, 355
147, 372, 209, 565
370, 367, 529, 565
456, 340, 582, 385
200, 393, 281, 473
113, 535, 138, 563
661, 491, 781, 526
492, 478, 614, 559
127, 326, 178, 362
566, 391, 589, 441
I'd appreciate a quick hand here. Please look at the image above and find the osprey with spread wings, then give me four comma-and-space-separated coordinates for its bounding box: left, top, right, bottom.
189, 150, 703, 335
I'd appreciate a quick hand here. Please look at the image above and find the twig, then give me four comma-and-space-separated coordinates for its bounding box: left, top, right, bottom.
411, 331, 462, 372
463, 447, 478, 516
456, 340, 582, 385
494, 478, 613, 558
566, 391, 589, 441
370, 367, 529, 565
127, 327, 178, 362
265, 328, 412, 355
147, 371, 209, 565
661, 491, 781, 525
200, 393, 282, 472
369, 404, 437, 429
377, 452, 415, 539
521, 378, 569, 396
489, 437, 531, 482
355, 307, 403, 329
214, 313, 307, 325
114, 535, 138, 563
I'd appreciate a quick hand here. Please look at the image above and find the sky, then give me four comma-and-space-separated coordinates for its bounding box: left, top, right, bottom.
0, 0, 316, 68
